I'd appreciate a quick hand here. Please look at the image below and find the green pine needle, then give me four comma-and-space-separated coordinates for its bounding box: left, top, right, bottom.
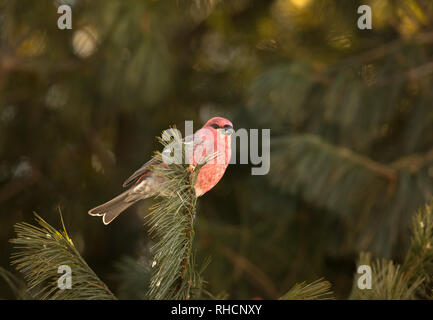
0, 267, 29, 299
403, 201, 433, 298
112, 256, 151, 300
279, 278, 334, 300
350, 252, 423, 300
10, 213, 116, 300
145, 128, 208, 300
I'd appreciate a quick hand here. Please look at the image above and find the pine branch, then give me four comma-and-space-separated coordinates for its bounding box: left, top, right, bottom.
10, 213, 116, 300
403, 201, 433, 298
145, 129, 209, 300
0, 267, 29, 299
270, 134, 433, 255
350, 201, 433, 299
248, 44, 433, 147
112, 256, 150, 300
270, 134, 397, 217
247, 63, 316, 126
350, 252, 423, 300
334, 30, 433, 69
279, 278, 334, 300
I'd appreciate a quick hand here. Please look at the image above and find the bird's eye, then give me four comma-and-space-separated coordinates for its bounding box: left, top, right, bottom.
210, 124, 219, 129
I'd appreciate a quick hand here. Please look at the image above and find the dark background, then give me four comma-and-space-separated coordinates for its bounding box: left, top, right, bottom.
1, 0, 433, 299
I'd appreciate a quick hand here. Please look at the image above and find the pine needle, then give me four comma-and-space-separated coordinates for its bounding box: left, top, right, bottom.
0, 267, 29, 299
10, 213, 116, 300
112, 256, 150, 300
279, 278, 334, 300
403, 201, 433, 298
145, 128, 208, 299
350, 252, 423, 300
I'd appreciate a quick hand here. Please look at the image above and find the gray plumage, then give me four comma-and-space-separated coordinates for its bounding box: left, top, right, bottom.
88, 175, 159, 225
89, 133, 205, 224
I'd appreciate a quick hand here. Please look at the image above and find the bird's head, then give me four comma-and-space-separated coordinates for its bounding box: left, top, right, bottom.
203, 117, 234, 136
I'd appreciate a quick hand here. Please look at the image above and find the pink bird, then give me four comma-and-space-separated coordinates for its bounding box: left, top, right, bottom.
89, 117, 234, 224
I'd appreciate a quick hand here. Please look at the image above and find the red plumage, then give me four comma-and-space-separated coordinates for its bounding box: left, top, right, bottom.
89, 117, 233, 224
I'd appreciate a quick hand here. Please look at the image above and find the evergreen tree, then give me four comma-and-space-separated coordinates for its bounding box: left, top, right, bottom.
2, 0, 433, 299
3, 131, 334, 300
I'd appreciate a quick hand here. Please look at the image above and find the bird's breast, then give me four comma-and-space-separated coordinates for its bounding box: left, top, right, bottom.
191, 131, 231, 197
194, 163, 228, 197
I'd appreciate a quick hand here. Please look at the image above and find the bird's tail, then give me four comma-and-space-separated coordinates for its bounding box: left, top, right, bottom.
88, 189, 139, 225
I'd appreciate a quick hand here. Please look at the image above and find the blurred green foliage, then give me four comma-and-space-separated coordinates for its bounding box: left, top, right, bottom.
2, 0, 433, 299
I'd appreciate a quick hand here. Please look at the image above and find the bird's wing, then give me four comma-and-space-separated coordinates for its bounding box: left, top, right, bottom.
184, 133, 207, 164
122, 157, 160, 188
184, 134, 204, 148
188, 129, 220, 164
123, 135, 205, 188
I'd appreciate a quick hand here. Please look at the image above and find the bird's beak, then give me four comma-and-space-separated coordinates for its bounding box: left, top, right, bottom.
222, 125, 234, 136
